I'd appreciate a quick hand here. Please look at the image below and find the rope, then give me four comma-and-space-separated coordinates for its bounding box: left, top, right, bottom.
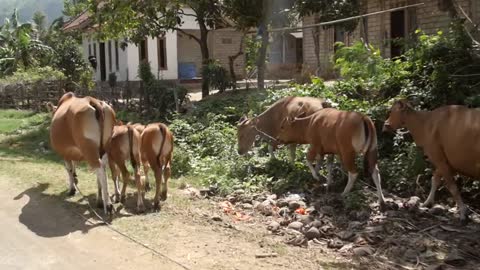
253, 125, 281, 144
72, 182, 192, 270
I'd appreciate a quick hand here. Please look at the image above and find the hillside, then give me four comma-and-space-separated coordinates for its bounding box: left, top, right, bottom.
0, 0, 64, 24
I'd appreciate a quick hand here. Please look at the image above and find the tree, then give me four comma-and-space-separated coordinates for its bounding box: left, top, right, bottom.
32, 11, 47, 41
0, 9, 53, 76
224, 0, 293, 90
87, 0, 224, 98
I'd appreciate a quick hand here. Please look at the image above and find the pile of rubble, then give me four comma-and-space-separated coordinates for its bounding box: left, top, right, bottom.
208, 187, 480, 269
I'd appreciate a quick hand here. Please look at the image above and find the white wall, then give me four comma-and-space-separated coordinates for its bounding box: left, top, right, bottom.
178, 8, 200, 30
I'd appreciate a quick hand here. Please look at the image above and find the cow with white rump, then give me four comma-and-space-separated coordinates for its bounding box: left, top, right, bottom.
277, 108, 386, 207
384, 99, 480, 224
50, 92, 116, 214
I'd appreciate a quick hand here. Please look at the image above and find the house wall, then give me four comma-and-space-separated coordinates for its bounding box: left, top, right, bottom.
303, 0, 476, 78
210, 28, 246, 79
177, 30, 203, 77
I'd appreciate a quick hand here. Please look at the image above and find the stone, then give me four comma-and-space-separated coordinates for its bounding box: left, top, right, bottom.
319, 206, 335, 216
278, 207, 290, 217
241, 203, 253, 210
267, 194, 277, 201
234, 189, 245, 195
275, 199, 288, 208
327, 239, 344, 249
227, 195, 237, 204
304, 227, 321, 240
336, 231, 355, 241
267, 221, 280, 232
298, 215, 314, 225
311, 220, 323, 228
211, 214, 222, 222
255, 200, 274, 216
353, 246, 375, 256
444, 249, 466, 267
356, 210, 370, 221
430, 204, 446, 216
405, 196, 421, 209
288, 221, 304, 231
288, 201, 301, 211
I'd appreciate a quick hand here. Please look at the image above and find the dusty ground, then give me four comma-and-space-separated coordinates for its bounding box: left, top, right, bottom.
0, 158, 354, 270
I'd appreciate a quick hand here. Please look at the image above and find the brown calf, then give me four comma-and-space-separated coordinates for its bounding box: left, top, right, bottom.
107, 123, 145, 213
50, 92, 116, 214
384, 99, 480, 223
140, 123, 174, 211
278, 108, 386, 206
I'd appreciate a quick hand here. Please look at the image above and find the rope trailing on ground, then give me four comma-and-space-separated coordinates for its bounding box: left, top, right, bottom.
73, 182, 192, 270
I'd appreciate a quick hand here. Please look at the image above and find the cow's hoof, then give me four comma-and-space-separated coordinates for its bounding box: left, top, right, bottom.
421, 200, 433, 208
96, 199, 104, 209
160, 193, 167, 201
120, 195, 126, 204
153, 202, 161, 212
113, 195, 120, 204
460, 209, 471, 226
378, 201, 387, 212
68, 188, 76, 196
137, 205, 146, 214
106, 203, 114, 215
145, 182, 151, 192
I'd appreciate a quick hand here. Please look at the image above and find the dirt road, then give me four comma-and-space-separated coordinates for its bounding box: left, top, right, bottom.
0, 182, 184, 270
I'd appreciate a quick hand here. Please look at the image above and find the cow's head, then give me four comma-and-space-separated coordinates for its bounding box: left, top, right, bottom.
237, 115, 258, 155
383, 99, 413, 132
45, 102, 57, 115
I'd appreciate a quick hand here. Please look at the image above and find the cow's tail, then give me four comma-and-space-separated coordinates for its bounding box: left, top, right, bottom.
127, 125, 137, 169
89, 99, 106, 157
156, 124, 167, 168
362, 117, 378, 177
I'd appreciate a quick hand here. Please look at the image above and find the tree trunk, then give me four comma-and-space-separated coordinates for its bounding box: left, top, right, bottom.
257, 21, 269, 90
228, 34, 245, 91
199, 22, 210, 98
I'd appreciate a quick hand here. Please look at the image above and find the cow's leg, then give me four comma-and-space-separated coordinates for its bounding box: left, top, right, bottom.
64, 160, 76, 196
306, 146, 321, 180
132, 163, 145, 213
314, 154, 324, 174
109, 160, 121, 203
371, 164, 386, 207
143, 161, 151, 192
118, 162, 130, 204
268, 144, 276, 159
443, 170, 469, 223
423, 170, 442, 207
288, 144, 296, 164
325, 155, 334, 192
96, 154, 113, 214
153, 166, 163, 211
161, 160, 171, 201
340, 152, 358, 195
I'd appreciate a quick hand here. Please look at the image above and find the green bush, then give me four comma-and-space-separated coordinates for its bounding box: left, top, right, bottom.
201, 60, 234, 93
0, 66, 65, 84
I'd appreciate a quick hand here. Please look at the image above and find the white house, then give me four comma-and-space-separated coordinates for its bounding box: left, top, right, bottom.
63, 9, 246, 83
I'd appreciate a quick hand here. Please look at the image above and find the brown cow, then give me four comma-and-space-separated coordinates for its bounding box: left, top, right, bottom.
237, 96, 331, 162
383, 99, 480, 223
107, 123, 145, 212
277, 108, 386, 206
140, 123, 174, 210
50, 92, 116, 214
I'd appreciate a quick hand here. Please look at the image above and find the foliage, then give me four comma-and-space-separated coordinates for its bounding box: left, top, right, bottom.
293, 0, 360, 32
0, 66, 65, 85
137, 62, 188, 120
201, 60, 234, 92
0, 9, 54, 76
244, 36, 262, 73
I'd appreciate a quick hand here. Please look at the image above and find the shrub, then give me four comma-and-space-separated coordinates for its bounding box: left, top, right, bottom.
202, 60, 234, 93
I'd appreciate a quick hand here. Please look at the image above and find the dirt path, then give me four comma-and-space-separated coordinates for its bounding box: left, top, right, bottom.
0, 180, 184, 270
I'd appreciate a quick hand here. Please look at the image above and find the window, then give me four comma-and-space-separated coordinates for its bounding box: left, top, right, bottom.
88, 43, 91, 56
108, 41, 112, 72
157, 37, 167, 70
139, 39, 148, 63
93, 43, 97, 57
222, 38, 232, 44
115, 40, 119, 71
